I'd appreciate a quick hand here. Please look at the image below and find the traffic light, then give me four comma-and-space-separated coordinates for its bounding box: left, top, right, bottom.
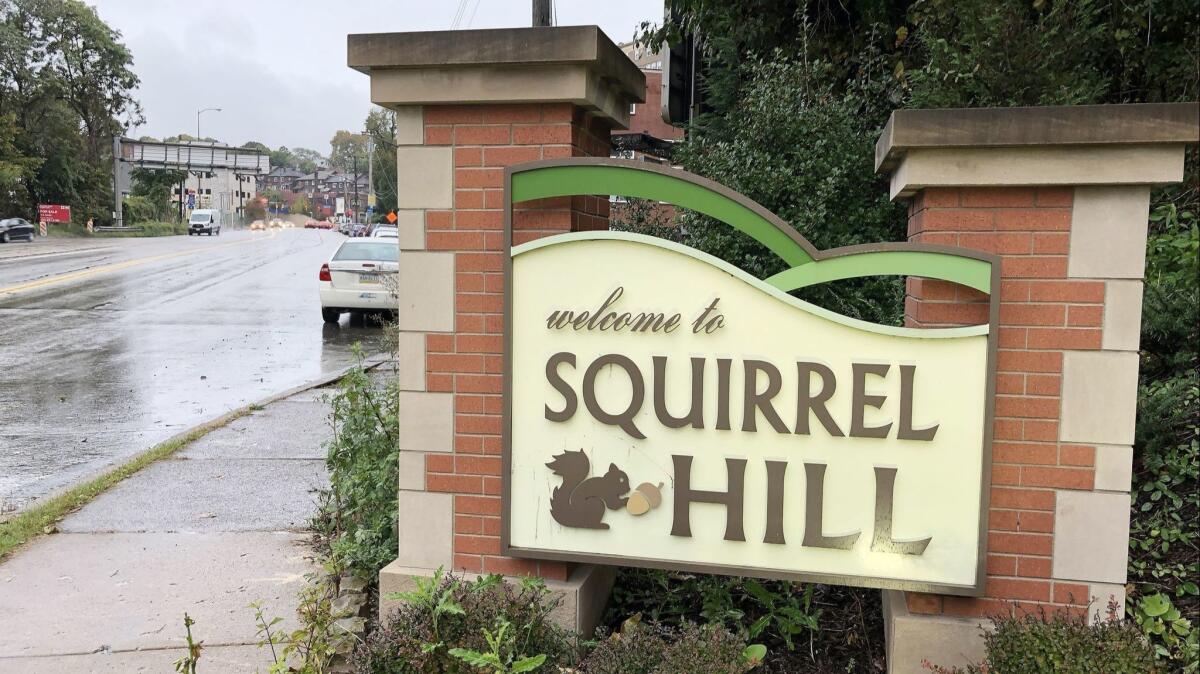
661, 5, 701, 126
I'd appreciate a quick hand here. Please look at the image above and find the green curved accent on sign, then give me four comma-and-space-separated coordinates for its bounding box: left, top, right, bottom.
765, 250, 993, 294
512, 231, 990, 338
511, 165, 815, 266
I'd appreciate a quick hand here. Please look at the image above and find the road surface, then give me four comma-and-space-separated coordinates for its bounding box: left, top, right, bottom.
0, 229, 387, 511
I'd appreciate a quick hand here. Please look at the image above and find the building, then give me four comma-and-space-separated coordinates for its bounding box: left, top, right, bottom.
618, 42, 684, 145
611, 42, 686, 227
261, 167, 303, 192
171, 166, 258, 220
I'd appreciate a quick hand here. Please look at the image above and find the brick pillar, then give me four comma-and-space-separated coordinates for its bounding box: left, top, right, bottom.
347, 26, 645, 630
420, 102, 613, 581
877, 104, 1197, 673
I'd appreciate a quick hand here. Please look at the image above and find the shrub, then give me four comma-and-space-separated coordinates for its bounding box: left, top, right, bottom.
312, 350, 399, 579
605, 569, 820, 654
350, 570, 575, 674
926, 607, 1160, 674
579, 619, 760, 674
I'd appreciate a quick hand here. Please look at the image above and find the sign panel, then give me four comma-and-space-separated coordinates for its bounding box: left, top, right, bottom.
37, 204, 71, 223
502, 159, 998, 596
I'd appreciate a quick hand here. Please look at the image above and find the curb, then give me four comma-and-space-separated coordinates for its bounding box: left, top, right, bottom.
5, 353, 392, 516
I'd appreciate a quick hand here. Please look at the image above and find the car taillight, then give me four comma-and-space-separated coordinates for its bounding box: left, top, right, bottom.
318, 263, 331, 282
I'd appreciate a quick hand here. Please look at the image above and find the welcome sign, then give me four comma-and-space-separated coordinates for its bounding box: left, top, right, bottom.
502, 159, 998, 595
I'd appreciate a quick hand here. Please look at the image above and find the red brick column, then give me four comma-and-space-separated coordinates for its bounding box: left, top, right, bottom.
419, 103, 613, 581
903, 186, 1100, 619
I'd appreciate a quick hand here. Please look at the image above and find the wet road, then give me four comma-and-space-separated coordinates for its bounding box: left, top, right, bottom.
0, 229, 388, 511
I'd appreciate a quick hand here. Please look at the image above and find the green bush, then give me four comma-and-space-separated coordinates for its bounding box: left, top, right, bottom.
351, 570, 575, 674
580, 619, 760, 674
927, 608, 1160, 673
312, 352, 399, 579
605, 569, 819, 654
1128, 195, 1200, 665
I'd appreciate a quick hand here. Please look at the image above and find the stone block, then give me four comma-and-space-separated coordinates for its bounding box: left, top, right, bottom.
1102, 280, 1144, 351
398, 450, 426, 491
1069, 186, 1151, 279
395, 210, 425, 250
397, 252, 454, 332
396, 491, 454, 569
883, 590, 987, 674
396, 146, 453, 209
1088, 582, 1127, 624
1060, 351, 1139, 445
1052, 490, 1131, 583
397, 331, 425, 391
1093, 444, 1134, 492
379, 562, 615, 637
394, 105, 424, 145
397, 391, 453, 453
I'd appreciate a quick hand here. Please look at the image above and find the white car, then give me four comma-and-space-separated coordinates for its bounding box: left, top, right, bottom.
371, 226, 398, 239
319, 239, 398, 323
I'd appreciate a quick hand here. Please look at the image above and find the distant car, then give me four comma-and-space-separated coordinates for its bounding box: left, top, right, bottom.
371, 226, 398, 239
350, 223, 370, 237
269, 218, 285, 229
187, 209, 222, 236
319, 239, 399, 323
304, 220, 318, 229
0, 218, 36, 243
249, 220, 266, 231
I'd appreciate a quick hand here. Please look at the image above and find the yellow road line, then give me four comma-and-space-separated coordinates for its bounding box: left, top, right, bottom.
0, 231, 278, 297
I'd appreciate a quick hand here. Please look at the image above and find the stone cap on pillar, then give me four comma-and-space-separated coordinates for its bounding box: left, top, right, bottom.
875, 102, 1200, 198
348, 26, 646, 129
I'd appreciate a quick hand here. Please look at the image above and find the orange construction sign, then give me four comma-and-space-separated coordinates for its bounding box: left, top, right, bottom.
386, 211, 397, 224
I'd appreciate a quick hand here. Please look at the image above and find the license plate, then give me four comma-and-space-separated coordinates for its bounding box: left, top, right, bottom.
358, 292, 376, 299
359, 273, 380, 284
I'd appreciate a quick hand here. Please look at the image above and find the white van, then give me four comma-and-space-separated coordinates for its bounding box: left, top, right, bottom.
188, 209, 222, 236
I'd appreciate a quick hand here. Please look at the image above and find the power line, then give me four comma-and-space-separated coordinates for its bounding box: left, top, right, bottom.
465, 0, 482, 28
450, 0, 469, 29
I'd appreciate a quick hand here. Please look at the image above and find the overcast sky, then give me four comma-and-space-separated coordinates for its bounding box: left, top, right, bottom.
89, 0, 664, 154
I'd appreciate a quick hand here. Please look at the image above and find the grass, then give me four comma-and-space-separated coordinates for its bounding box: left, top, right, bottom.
46, 221, 189, 238
0, 405, 254, 562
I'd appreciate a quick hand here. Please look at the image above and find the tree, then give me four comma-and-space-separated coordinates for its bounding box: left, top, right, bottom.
268, 145, 321, 173
365, 107, 397, 217
129, 167, 186, 221
1, 0, 143, 222
290, 194, 310, 216
329, 130, 368, 173
0, 111, 40, 217
291, 147, 323, 173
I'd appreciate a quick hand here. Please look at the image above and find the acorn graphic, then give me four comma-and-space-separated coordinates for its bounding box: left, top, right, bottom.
626, 482, 665, 516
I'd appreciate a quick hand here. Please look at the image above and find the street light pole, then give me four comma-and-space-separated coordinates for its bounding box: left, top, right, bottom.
196, 107, 221, 212
197, 107, 222, 139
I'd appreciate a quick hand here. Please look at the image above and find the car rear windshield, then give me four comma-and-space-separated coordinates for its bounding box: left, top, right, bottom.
333, 241, 398, 262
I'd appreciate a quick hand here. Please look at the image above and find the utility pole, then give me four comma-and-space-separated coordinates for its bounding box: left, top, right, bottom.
112, 136, 123, 228
532, 0, 551, 26
352, 149, 359, 223
366, 134, 375, 222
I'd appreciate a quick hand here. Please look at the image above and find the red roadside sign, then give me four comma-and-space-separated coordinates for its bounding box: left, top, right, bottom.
37, 204, 71, 223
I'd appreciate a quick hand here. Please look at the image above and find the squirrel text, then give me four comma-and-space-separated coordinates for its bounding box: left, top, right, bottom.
544, 352, 940, 442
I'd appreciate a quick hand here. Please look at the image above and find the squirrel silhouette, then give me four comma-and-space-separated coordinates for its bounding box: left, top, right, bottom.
546, 450, 630, 530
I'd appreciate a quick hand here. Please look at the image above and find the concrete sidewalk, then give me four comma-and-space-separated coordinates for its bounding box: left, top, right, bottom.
0, 386, 337, 674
